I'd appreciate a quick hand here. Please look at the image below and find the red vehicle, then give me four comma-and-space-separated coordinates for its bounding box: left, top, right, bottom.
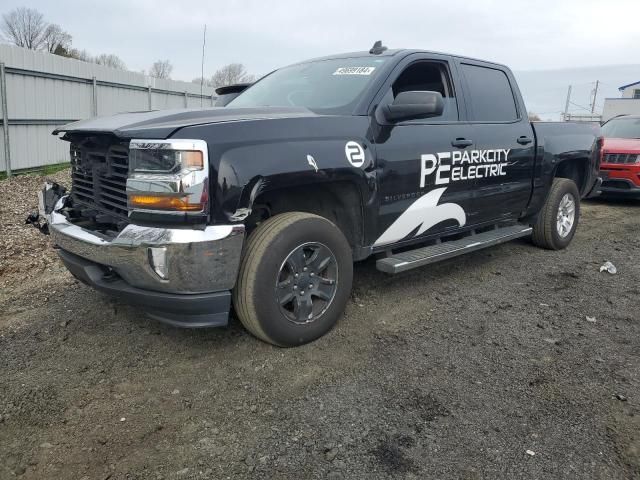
599, 115, 640, 197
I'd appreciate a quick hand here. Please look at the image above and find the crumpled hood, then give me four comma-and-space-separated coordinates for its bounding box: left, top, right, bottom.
53, 106, 319, 139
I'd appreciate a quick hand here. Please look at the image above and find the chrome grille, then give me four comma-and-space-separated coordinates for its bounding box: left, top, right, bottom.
70, 140, 129, 220
603, 153, 639, 164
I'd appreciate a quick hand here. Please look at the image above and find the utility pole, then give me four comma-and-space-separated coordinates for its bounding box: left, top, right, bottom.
0, 62, 11, 178
563, 85, 572, 121
591, 80, 600, 114
200, 24, 207, 107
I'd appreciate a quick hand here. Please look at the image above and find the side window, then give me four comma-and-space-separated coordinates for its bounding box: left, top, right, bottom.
461, 64, 518, 122
390, 61, 458, 121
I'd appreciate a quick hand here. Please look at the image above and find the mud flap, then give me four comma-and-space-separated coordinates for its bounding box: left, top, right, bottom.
585, 177, 603, 198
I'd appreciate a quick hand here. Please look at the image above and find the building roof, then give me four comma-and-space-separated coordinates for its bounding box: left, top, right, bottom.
619, 80, 640, 91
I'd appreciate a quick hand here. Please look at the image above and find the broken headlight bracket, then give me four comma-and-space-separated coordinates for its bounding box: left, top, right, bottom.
26, 182, 68, 235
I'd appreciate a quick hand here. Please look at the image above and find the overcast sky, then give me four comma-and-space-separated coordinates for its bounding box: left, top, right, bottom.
1, 0, 639, 81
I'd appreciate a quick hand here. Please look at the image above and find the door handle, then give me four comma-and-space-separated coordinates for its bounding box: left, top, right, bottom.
451, 138, 473, 148
517, 136, 533, 145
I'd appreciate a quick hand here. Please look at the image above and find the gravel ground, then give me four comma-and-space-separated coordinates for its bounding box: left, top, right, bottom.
0, 173, 639, 479
0, 169, 71, 290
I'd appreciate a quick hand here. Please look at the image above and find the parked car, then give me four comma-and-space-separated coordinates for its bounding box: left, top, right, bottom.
37, 43, 602, 346
599, 115, 640, 197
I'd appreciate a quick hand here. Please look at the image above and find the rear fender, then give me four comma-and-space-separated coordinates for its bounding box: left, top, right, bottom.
525, 125, 600, 217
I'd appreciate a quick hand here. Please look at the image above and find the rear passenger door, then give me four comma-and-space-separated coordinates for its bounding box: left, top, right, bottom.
456, 60, 536, 224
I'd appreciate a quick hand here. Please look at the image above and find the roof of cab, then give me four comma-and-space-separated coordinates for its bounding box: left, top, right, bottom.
296, 48, 510, 71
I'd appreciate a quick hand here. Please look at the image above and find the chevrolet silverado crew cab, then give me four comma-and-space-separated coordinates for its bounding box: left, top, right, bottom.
37, 43, 602, 346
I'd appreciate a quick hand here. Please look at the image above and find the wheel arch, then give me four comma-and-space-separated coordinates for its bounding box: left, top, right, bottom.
553, 157, 589, 195
245, 180, 367, 251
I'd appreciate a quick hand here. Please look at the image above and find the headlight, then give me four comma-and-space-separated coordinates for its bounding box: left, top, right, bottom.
129, 146, 204, 173
126, 139, 209, 217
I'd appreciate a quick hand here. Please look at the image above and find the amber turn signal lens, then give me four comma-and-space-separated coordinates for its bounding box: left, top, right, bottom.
180, 151, 204, 170
128, 194, 204, 211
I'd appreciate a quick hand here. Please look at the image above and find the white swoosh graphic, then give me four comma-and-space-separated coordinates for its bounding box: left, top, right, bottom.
374, 187, 466, 246
306, 154, 318, 172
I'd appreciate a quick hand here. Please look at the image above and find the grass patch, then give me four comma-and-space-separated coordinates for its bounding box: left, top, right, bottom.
0, 162, 70, 180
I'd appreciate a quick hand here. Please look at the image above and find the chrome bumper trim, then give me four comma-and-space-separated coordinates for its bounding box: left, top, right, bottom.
48, 196, 244, 294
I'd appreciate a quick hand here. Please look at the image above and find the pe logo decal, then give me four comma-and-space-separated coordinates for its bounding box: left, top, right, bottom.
345, 141, 365, 167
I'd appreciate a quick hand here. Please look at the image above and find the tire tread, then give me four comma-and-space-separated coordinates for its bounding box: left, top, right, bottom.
233, 212, 339, 345
532, 178, 579, 250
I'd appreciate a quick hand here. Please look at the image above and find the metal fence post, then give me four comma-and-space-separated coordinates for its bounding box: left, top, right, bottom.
0, 63, 11, 178
211, 94, 214, 107
147, 85, 152, 110
184, 91, 188, 108
92, 76, 98, 116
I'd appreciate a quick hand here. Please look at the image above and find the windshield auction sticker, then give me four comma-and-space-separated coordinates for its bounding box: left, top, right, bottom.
333, 67, 376, 75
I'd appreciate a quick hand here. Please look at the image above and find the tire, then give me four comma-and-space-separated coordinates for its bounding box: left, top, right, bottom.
532, 178, 580, 250
233, 212, 353, 347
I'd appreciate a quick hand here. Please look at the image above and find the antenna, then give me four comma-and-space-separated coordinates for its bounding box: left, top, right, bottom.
200, 24, 207, 107
369, 40, 387, 55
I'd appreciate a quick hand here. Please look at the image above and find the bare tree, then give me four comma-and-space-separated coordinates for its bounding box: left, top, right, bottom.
95, 53, 127, 70
210, 63, 254, 88
42, 23, 72, 53
192, 76, 212, 87
528, 112, 542, 121
1, 7, 129, 71
1, 7, 47, 49
65, 48, 93, 62
149, 59, 173, 79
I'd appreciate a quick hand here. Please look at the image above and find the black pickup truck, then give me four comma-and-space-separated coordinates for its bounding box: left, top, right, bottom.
38, 43, 602, 346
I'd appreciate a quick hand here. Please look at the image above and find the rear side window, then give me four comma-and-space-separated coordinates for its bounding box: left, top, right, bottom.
461, 64, 518, 122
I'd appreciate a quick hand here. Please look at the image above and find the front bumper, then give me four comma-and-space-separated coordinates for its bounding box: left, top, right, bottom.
599, 178, 640, 197
599, 165, 640, 197
46, 195, 245, 327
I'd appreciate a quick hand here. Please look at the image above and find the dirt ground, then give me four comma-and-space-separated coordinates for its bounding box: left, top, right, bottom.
1, 171, 639, 479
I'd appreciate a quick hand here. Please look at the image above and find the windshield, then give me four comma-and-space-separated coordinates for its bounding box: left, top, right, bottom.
228, 57, 388, 114
601, 117, 640, 139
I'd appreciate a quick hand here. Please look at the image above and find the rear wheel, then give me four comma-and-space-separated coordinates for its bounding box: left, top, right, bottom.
233, 212, 353, 346
532, 178, 580, 250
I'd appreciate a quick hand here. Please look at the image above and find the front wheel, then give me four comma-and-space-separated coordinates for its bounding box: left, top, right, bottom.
532, 178, 580, 250
233, 212, 353, 346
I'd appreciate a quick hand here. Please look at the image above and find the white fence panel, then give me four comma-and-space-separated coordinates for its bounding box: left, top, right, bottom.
6, 73, 93, 120
98, 85, 148, 115
151, 91, 186, 110
10, 124, 70, 169
0, 44, 216, 175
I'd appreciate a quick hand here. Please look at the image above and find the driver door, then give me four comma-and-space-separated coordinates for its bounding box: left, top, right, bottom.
371, 54, 478, 249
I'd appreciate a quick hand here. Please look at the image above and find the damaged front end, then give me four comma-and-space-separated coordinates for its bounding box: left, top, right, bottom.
29, 135, 246, 328
26, 182, 68, 234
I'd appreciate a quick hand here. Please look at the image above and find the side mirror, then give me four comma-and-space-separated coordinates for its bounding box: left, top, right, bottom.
383, 91, 444, 123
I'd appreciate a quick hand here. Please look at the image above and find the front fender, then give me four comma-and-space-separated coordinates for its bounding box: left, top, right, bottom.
216, 138, 375, 222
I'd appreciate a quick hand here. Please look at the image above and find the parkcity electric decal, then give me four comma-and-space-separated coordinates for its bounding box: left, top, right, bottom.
375, 148, 511, 246
421, 148, 511, 187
